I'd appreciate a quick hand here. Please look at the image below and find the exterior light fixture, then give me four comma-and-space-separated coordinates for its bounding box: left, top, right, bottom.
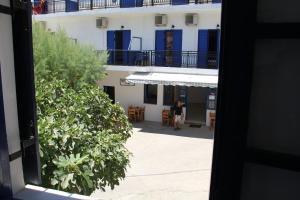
171, 25, 175, 28
121, 25, 124, 29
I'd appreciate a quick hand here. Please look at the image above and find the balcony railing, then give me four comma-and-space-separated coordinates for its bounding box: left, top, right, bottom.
41, 0, 221, 14
106, 50, 218, 69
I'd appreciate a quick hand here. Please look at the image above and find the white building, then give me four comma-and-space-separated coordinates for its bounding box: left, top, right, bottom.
33, 0, 221, 126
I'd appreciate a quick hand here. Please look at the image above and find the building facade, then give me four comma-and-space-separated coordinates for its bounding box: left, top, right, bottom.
34, 0, 221, 126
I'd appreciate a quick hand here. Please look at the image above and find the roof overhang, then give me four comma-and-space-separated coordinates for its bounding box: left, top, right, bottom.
125, 72, 218, 88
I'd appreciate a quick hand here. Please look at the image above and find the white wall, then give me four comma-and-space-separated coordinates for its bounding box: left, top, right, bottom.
99, 71, 191, 122
39, 10, 221, 51
35, 8, 219, 123
99, 71, 176, 122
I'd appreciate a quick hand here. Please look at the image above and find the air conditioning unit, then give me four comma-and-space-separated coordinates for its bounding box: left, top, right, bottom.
185, 13, 198, 26
96, 17, 108, 29
155, 14, 167, 26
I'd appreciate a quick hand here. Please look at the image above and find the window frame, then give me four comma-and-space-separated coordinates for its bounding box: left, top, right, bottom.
209, 0, 258, 199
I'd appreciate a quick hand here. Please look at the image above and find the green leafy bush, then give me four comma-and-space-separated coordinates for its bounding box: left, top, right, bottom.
32, 22, 107, 89
36, 78, 132, 195
33, 22, 132, 195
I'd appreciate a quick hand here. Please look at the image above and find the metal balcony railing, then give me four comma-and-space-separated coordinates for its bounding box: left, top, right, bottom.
46, 0, 66, 13
41, 0, 220, 14
105, 50, 218, 69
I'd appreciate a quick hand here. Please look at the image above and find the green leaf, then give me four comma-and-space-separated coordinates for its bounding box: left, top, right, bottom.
51, 178, 59, 186
61, 173, 74, 189
82, 173, 93, 188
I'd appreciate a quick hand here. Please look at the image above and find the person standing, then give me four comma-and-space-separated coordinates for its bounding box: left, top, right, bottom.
173, 100, 184, 130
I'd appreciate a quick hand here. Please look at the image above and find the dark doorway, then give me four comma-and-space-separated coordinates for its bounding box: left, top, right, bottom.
186, 87, 209, 124
115, 31, 123, 64
208, 30, 218, 67
208, 30, 217, 52
103, 86, 115, 104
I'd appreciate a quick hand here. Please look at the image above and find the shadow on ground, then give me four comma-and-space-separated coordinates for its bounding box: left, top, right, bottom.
132, 121, 214, 139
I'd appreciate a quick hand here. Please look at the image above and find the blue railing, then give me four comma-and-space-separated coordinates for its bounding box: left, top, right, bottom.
39, 0, 221, 14
105, 50, 218, 69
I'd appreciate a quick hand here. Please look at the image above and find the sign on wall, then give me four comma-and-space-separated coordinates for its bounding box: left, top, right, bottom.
207, 93, 217, 110
120, 78, 135, 86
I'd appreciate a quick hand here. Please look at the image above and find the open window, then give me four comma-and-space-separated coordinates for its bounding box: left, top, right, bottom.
2, 0, 300, 199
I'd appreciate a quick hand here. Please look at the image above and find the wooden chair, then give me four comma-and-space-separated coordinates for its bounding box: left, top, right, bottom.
162, 109, 171, 126
139, 107, 145, 121
135, 107, 141, 122
209, 112, 216, 130
128, 107, 137, 122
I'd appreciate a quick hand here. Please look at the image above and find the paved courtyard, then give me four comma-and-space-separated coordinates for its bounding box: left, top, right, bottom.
92, 122, 214, 200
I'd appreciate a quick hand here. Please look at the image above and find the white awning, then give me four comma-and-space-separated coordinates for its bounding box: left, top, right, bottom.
126, 72, 218, 88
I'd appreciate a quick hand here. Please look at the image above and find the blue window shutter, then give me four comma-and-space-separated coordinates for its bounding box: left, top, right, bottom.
120, 0, 131, 8
212, 0, 221, 3
172, 0, 189, 5
155, 30, 166, 66
136, 0, 144, 7
66, 0, 79, 12
120, 0, 144, 7
122, 30, 131, 50
198, 30, 209, 68
107, 31, 115, 64
33, 0, 39, 6
172, 30, 182, 67
43, 1, 48, 14
122, 30, 131, 65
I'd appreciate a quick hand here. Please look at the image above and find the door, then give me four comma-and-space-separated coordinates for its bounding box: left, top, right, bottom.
185, 87, 209, 124
198, 30, 209, 68
172, 30, 183, 67
122, 30, 131, 65
103, 86, 115, 104
155, 30, 166, 66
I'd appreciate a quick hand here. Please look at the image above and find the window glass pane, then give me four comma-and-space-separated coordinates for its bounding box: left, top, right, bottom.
144, 84, 157, 104
163, 85, 175, 106
175, 86, 186, 105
